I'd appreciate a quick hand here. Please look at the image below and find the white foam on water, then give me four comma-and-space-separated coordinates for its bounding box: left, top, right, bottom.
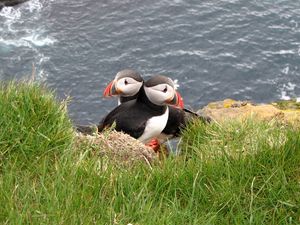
219, 52, 237, 58
26, 0, 43, 12
0, 37, 29, 47
278, 50, 295, 55
263, 50, 296, 55
0, 34, 56, 48
0, 6, 21, 20
290, 19, 298, 30
279, 82, 297, 101
21, 34, 56, 47
0, 0, 52, 45
173, 0, 184, 4
280, 90, 291, 101
0, 0, 43, 24
37, 69, 48, 81
282, 66, 289, 75
159, 49, 207, 58
0, 0, 57, 81
285, 82, 296, 91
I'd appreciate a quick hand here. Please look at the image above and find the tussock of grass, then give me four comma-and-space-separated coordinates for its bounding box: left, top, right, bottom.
181, 118, 289, 159
0, 81, 74, 166
180, 118, 300, 223
273, 99, 300, 110
75, 130, 157, 167
0, 81, 299, 224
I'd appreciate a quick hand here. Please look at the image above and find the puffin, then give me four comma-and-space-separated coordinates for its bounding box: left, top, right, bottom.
102, 71, 202, 143
103, 69, 143, 105
98, 75, 182, 144
76, 69, 143, 136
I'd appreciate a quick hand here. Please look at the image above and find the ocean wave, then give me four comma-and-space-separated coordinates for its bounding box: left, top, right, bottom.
280, 90, 291, 101
0, 0, 56, 48
0, 37, 30, 47
21, 34, 56, 47
0, 6, 21, 21
0, 0, 43, 20
0, 0, 55, 82
158, 50, 208, 57
0, 34, 56, 48
279, 82, 297, 101
263, 50, 296, 55
26, 0, 43, 12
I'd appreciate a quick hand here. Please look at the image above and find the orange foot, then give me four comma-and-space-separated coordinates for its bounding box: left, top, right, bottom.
145, 138, 160, 152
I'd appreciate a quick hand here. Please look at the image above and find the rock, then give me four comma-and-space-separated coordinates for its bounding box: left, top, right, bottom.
75, 130, 158, 167
0, 0, 28, 9
75, 124, 98, 135
197, 99, 300, 126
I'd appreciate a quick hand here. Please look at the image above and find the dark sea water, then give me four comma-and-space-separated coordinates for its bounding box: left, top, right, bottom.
1, 0, 300, 124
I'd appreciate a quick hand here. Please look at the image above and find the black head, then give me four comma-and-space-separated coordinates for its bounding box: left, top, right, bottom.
103, 69, 143, 98
143, 75, 182, 106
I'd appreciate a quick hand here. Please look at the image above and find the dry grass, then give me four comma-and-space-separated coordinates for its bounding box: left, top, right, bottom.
75, 130, 158, 167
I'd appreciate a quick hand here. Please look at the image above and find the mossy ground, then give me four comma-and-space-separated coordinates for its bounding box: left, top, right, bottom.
273, 99, 300, 110
0, 81, 299, 224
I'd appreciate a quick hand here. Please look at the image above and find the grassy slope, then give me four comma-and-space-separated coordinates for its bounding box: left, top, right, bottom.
0, 81, 299, 224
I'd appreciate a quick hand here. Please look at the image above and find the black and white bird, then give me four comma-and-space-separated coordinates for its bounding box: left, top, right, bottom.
103, 69, 143, 105
77, 69, 143, 135
99, 75, 182, 144
101, 71, 206, 144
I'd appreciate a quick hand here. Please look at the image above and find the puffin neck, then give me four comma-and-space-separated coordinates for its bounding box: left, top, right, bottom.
119, 81, 143, 103
137, 86, 167, 112
119, 93, 139, 104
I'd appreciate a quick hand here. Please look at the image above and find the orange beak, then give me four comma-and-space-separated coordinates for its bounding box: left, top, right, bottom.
175, 91, 184, 109
103, 80, 121, 97
166, 91, 184, 108
103, 80, 114, 97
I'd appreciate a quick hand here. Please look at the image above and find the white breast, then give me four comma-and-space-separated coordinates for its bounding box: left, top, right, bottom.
138, 107, 169, 143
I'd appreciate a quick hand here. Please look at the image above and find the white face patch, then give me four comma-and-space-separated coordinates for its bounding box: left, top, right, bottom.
144, 84, 174, 105
138, 107, 169, 143
116, 77, 143, 97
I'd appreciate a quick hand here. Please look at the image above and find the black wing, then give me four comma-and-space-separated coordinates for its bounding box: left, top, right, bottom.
98, 101, 149, 139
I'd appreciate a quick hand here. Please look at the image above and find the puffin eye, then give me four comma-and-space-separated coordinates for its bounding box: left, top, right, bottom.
163, 86, 168, 93
124, 79, 128, 85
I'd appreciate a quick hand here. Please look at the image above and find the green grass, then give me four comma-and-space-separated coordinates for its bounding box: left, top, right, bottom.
0, 81, 299, 224
0, 81, 74, 167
